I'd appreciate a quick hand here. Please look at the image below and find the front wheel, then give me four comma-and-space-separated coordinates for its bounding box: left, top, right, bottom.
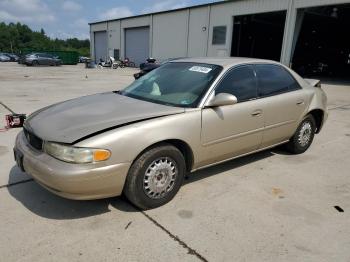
285, 115, 316, 154
123, 144, 185, 209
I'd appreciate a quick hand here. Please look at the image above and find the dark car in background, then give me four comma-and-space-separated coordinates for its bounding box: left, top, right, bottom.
25, 53, 62, 66
134, 58, 185, 79
5, 53, 19, 62
0, 53, 19, 62
0, 53, 11, 62
79, 56, 89, 63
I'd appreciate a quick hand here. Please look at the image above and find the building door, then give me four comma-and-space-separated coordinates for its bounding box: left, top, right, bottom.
292, 4, 350, 79
94, 31, 107, 62
125, 27, 150, 66
231, 11, 287, 61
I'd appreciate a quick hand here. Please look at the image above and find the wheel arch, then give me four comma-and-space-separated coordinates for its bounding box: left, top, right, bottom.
132, 139, 194, 172
307, 109, 325, 134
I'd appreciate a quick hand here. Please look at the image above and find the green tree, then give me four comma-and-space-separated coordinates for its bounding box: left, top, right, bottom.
0, 22, 90, 56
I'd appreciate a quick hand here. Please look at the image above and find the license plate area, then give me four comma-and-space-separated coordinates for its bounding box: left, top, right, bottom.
14, 148, 25, 172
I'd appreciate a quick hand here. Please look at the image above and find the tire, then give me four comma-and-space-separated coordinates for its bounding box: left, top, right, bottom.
112, 64, 118, 69
285, 115, 316, 154
123, 143, 186, 209
32, 60, 39, 66
129, 62, 136, 68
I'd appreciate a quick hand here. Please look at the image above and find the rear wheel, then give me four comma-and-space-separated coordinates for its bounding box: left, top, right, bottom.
285, 115, 316, 154
123, 144, 185, 209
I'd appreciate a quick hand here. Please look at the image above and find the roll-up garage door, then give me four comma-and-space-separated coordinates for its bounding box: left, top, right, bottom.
94, 31, 107, 62
125, 27, 150, 66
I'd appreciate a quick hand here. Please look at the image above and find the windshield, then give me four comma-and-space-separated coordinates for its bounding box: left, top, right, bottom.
120, 62, 222, 108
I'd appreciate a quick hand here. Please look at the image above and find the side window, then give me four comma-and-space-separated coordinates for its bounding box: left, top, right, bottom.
215, 65, 257, 102
255, 64, 300, 97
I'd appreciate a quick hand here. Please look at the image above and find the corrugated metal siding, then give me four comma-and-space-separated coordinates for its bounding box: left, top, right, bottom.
295, 0, 350, 8
187, 7, 209, 57
90, 0, 350, 65
223, 0, 289, 16
152, 10, 188, 60
108, 20, 121, 54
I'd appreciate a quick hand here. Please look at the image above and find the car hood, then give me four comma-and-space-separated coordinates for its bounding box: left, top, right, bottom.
24, 92, 185, 143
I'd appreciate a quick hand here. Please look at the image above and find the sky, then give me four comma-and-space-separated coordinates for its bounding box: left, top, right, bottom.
0, 0, 221, 40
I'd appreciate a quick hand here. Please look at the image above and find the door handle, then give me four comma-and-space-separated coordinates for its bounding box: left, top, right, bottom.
296, 100, 305, 105
251, 110, 262, 117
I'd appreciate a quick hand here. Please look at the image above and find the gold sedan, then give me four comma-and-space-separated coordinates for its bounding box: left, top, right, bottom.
14, 58, 328, 209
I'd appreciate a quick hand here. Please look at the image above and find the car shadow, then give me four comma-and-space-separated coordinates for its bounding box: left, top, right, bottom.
7, 166, 138, 220
7, 148, 281, 219
184, 150, 274, 185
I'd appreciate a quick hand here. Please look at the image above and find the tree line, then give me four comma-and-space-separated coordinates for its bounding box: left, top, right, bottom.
0, 22, 90, 56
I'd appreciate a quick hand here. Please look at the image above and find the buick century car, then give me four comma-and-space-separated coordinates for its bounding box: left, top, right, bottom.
14, 58, 328, 209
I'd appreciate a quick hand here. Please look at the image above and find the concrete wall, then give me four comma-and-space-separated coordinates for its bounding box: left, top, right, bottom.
90, 0, 350, 65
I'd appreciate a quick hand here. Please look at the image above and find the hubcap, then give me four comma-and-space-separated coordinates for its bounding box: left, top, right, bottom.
298, 121, 312, 147
143, 157, 177, 199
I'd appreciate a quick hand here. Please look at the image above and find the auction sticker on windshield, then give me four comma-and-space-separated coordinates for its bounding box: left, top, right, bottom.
189, 66, 213, 74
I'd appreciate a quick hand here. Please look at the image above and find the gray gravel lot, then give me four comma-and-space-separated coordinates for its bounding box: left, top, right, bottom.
0, 62, 350, 262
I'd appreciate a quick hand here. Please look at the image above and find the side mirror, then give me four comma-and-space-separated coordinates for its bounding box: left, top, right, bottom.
205, 93, 238, 107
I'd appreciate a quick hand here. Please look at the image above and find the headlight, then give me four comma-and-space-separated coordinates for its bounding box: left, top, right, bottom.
44, 142, 111, 164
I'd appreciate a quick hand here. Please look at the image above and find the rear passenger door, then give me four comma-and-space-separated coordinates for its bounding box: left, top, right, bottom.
38, 54, 48, 65
254, 64, 308, 147
44, 54, 52, 65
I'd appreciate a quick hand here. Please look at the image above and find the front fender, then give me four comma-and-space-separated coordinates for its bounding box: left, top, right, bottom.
75, 110, 202, 167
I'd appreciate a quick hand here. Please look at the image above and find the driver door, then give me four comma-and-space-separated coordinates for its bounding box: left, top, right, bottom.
200, 65, 264, 166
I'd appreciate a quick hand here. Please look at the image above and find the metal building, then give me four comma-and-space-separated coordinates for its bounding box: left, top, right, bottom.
89, 0, 350, 77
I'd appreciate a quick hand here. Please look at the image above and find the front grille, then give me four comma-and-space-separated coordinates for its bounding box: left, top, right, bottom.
23, 128, 43, 151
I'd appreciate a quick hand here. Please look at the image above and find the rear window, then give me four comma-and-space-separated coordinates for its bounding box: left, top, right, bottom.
255, 64, 301, 97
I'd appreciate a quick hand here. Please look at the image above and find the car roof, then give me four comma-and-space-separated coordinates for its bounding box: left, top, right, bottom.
170, 57, 280, 68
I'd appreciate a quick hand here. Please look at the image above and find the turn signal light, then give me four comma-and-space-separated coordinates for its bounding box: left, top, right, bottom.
93, 150, 111, 162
